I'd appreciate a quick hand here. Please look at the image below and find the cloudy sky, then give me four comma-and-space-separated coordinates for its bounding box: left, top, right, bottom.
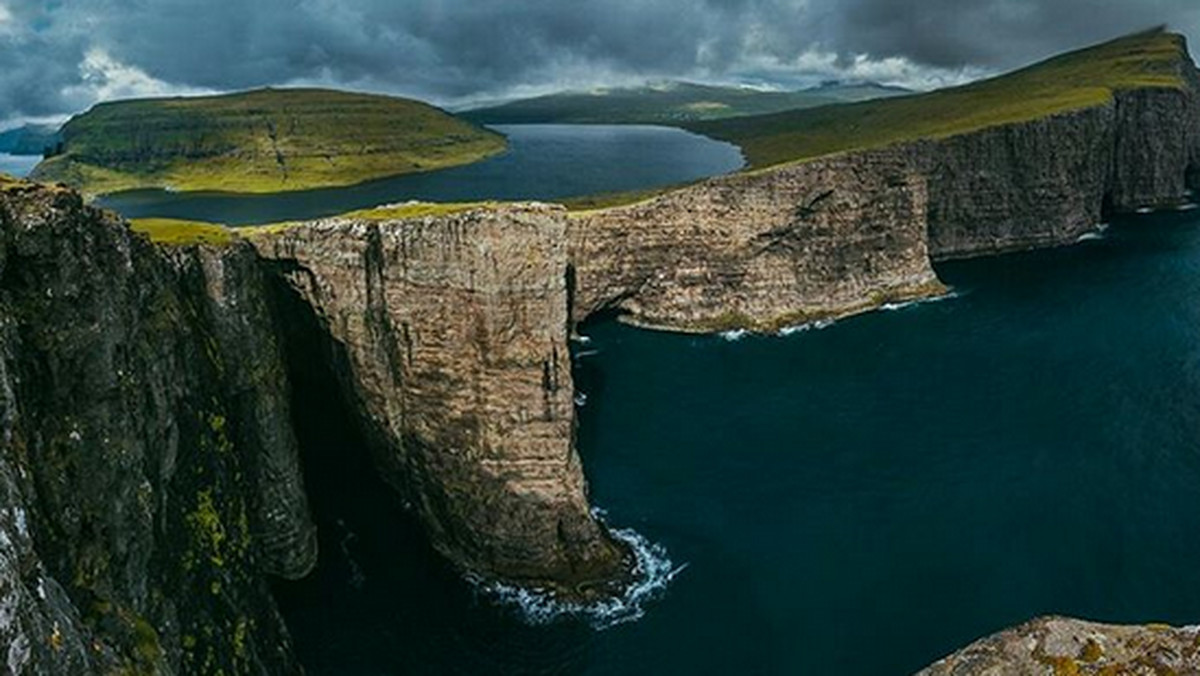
1, 0, 1198, 128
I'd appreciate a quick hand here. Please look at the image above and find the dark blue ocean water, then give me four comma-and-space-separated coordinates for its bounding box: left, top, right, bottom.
273, 206, 1200, 675
94, 124, 744, 225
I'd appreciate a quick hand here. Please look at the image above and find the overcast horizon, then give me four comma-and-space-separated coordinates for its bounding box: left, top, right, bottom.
1, 0, 1199, 130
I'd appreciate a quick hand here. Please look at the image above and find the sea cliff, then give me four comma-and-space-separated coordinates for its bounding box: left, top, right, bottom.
0, 30, 1198, 676
247, 208, 627, 595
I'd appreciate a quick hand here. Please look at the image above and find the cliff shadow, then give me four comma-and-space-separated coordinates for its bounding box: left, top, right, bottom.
261, 262, 598, 672
261, 262, 444, 671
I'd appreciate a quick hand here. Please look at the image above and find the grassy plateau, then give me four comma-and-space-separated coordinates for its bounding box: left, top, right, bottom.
33, 88, 507, 195
128, 203, 501, 246
686, 28, 1190, 169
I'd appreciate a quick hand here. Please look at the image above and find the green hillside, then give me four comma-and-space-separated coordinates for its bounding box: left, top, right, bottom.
0, 124, 61, 156
32, 88, 506, 194
686, 28, 1190, 170
462, 80, 908, 125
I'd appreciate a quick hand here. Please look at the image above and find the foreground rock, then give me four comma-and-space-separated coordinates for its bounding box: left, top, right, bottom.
918, 616, 1200, 675
0, 182, 314, 674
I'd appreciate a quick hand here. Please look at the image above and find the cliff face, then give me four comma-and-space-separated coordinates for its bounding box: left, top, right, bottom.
566, 59, 1200, 325
248, 208, 627, 595
922, 72, 1200, 261
569, 154, 944, 332
1, 40, 1198, 676
0, 183, 314, 674
915, 105, 1116, 259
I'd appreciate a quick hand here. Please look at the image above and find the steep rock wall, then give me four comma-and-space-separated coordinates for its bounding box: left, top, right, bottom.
568, 59, 1200, 325
569, 154, 944, 332
0, 183, 314, 674
248, 207, 627, 595
915, 106, 1116, 259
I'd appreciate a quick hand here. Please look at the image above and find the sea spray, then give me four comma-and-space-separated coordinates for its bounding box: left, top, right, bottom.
879, 289, 961, 313
473, 512, 685, 630
778, 318, 837, 336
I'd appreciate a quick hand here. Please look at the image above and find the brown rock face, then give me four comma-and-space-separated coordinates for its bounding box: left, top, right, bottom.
249, 207, 628, 594
918, 616, 1200, 675
569, 153, 944, 332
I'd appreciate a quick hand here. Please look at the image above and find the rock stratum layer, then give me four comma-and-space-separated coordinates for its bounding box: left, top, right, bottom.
0, 31, 1198, 676
248, 210, 627, 593
570, 45, 1200, 330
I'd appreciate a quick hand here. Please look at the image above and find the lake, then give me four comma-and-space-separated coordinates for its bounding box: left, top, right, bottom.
0, 153, 40, 177
95, 124, 745, 225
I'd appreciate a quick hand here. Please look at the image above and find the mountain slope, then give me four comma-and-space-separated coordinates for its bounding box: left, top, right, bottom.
686, 28, 1191, 169
0, 124, 61, 156
462, 80, 909, 125
32, 88, 507, 194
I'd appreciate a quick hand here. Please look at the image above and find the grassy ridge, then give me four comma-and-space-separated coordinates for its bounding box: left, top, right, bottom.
463, 81, 908, 125
687, 29, 1189, 169
130, 218, 238, 246
129, 203, 501, 245
33, 88, 507, 195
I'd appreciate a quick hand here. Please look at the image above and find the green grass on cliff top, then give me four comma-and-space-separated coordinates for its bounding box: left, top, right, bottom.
130, 219, 237, 246
686, 28, 1190, 170
33, 88, 507, 195
130, 203, 501, 245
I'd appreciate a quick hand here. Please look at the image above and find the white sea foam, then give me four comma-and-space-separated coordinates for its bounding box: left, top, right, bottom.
574, 349, 601, 359
1137, 207, 1155, 214
720, 328, 750, 342
1177, 203, 1198, 212
574, 392, 589, 407
778, 318, 836, 336
1076, 231, 1105, 242
473, 514, 684, 630
572, 335, 593, 345
881, 289, 962, 313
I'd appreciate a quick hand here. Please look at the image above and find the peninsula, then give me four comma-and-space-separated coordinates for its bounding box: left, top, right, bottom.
30, 88, 506, 195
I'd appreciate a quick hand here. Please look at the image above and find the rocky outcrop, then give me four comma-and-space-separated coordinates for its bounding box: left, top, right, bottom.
918, 616, 1200, 675
569, 154, 944, 332
0, 183, 314, 674
248, 208, 628, 596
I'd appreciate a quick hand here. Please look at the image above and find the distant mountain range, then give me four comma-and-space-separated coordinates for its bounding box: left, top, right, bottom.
462, 80, 911, 125
0, 124, 61, 156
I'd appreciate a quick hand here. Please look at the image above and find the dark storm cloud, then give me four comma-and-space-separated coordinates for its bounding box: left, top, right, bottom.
826, 0, 1200, 68
0, 0, 1198, 126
